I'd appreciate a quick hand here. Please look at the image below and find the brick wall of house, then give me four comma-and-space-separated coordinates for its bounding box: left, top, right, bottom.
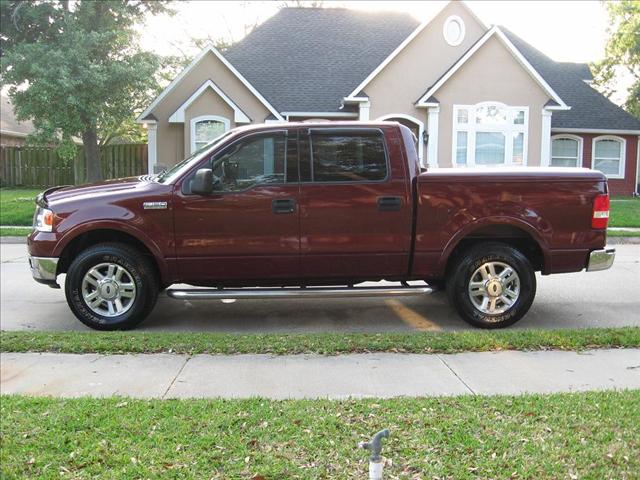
554, 132, 638, 196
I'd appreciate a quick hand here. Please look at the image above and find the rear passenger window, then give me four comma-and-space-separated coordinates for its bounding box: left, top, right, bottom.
309, 131, 387, 182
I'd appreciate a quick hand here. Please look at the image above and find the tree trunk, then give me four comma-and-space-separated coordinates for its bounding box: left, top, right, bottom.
82, 127, 102, 183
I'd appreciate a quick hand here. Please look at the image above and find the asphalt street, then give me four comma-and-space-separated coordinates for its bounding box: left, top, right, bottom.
1, 243, 639, 332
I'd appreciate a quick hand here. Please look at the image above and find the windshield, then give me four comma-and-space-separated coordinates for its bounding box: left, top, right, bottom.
156, 131, 234, 184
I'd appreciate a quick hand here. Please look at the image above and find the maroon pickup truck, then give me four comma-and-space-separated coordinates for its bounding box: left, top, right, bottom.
28, 122, 615, 330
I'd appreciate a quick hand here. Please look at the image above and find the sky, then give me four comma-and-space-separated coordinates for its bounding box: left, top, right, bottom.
138, 0, 630, 104
140, 1, 611, 63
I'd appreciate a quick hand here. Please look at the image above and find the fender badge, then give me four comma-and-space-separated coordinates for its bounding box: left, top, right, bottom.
143, 201, 168, 210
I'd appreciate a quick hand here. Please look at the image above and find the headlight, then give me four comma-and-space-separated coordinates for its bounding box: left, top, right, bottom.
34, 207, 55, 232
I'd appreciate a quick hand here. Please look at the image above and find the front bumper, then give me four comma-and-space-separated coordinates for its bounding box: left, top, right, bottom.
29, 255, 59, 286
586, 246, 615, 272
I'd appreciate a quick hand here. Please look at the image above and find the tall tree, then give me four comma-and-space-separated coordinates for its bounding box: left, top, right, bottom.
0, 0, 172, 181
592, 0, 640, 118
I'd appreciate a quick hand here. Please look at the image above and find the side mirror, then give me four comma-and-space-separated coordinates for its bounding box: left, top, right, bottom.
191, 168, 213, 195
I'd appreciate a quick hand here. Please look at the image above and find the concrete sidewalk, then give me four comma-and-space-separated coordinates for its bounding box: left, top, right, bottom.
2, 349, 639, 399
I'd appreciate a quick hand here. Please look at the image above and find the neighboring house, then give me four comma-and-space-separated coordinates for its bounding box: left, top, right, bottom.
138, 2, 640, 195
0, 95, 36, 146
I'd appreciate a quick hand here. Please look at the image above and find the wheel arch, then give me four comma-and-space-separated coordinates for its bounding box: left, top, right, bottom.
55, 224, 169, 286
440, 218, 550, 278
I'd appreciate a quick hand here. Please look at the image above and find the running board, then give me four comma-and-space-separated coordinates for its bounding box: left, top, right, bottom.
166, 286, 434, 300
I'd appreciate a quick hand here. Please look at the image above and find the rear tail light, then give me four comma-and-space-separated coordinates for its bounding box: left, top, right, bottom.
592, 194, 610, 229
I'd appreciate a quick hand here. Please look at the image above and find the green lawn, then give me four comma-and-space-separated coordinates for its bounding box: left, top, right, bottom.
610, 197, 640, 227
2, 327, 639, 355
0, 226, 32, 236
2, 391, 638, 479
0, 188, 41, 226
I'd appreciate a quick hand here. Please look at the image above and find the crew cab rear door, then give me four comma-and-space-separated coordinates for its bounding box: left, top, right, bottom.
173, 129, 300, 282
298, 126, 412, 279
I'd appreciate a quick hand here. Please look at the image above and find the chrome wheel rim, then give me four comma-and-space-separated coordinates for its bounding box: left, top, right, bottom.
81, 263, 137, 317
468, 261, 520, 315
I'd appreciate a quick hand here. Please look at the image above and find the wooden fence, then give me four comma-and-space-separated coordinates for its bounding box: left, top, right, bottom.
0, 143, 148, 187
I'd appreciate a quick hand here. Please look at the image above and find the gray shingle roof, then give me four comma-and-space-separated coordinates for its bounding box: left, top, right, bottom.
219, 8, 639, 131
502, 28, 640, 131
223, 7, 419, 113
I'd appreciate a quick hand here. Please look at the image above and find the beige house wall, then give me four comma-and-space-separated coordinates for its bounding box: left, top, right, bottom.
183, 89, 236, 157
149, 52, 272, 167
366, 1, 486, 123
434, 35, 551, 167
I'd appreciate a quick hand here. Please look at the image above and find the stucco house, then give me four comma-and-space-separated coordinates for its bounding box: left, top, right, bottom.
138, 2, 640, 195
0, 95, 36, 147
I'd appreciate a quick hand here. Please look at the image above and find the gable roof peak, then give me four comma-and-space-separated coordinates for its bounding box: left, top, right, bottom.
415, 25, 569, 110
344, 0, 488, 101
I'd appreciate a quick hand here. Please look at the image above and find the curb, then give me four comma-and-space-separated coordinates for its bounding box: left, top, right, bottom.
608, 236, 640, 245
0, 236, 27, 244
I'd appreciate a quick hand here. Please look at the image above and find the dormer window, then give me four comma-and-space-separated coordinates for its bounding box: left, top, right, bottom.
443, 15, 466, 47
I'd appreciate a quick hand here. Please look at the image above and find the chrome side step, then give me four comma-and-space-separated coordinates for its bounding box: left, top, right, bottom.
166, 286, 434, 300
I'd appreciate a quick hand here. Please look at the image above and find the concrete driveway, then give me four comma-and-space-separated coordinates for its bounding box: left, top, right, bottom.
1, 243, 639, 333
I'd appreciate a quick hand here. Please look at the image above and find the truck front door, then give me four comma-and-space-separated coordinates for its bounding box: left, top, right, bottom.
298, 127, 412, 280
173, 129, 300, 283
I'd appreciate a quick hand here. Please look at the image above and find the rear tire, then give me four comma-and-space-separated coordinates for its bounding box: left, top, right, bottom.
64, 243, 159, 330
446, 242, 536, 329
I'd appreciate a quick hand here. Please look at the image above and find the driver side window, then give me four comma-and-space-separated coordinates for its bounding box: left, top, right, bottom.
213, 132, 288, 192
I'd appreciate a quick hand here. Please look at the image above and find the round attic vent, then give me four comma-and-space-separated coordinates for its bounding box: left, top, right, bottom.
443, 15, 465, 46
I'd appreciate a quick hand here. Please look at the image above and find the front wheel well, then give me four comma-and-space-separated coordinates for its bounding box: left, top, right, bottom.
57, 229, 161, 282
445, 225, 545, 279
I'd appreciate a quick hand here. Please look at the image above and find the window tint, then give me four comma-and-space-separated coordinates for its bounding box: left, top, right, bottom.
309, 131, 387, 182
212, 132, 288, 191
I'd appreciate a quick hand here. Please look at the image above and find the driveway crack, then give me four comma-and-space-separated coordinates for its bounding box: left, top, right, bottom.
436, 354, 476, 395
162, 356, 191, 399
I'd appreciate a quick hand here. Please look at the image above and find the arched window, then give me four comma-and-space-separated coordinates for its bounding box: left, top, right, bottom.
551, 135, 582, 167
191, 115, 230, 153
453, 102, 528, 167
592, 136, 626, 179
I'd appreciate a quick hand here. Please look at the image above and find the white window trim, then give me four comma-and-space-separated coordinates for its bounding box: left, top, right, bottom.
376, 113, 426, 167
451, 102, 529, 167
443, 15, 466, 47
190, 115, 230, 154
592, 135, 626, 179
550, 134, 583, 168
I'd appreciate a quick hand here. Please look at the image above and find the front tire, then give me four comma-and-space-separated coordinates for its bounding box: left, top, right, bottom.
64, 243, 159, 330
446, 242, 536, 329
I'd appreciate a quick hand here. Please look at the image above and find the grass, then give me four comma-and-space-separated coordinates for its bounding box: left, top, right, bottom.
607, 229, 640, 237
0, 226, 32, 237
2, 391, 638, 479
2, 327, 639, 355
0, 188, 41, 226
610, 197, 640, 227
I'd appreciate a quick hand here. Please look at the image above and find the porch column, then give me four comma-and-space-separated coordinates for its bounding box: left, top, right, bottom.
358, 101, 371, 121
147, 122, 158, 174
427, 106, 440, 168
540, 109, 552, 166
